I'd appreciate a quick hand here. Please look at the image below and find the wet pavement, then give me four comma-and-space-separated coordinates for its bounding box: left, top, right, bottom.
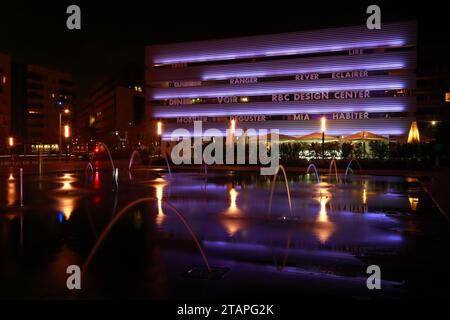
1, 165, 450, 299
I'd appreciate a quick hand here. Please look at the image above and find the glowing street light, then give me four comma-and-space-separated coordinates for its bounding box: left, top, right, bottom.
64, 125, 70, 138
156, 121, 162, 136
8, 137, 14, 147
59, 109, 70, 159
321, 116, 327, 133
321, 116, 326, 159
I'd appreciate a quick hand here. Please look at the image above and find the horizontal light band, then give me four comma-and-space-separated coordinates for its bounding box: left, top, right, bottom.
161, 118, 412, 139
147, 21, 416, 65
153, 97, 414, 118
146, 51, 415, 83
149, 75, 415, 99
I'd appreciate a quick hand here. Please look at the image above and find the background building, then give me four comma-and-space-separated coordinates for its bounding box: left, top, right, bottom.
76, 66, 147, 151
0, 52, 11, 153
146, 21, 417, 146
11, 63, 73, 153
415, 42, 450, 141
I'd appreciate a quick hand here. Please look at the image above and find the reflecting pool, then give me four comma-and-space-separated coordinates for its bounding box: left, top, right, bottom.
1, 168, 449, 299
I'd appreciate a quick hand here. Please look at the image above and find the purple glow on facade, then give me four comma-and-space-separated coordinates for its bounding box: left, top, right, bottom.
147, 21, 416, 66
153, 41, 407, 65
147, 21, 416, 142
161, 118, 412, 139
201, 62, 405, 81
153, 105, 405, 118
150, 75, 412, 99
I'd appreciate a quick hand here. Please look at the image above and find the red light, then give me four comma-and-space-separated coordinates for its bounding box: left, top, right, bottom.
95, 148, 99, 153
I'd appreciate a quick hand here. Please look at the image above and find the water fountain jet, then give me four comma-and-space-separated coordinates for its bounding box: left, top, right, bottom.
81, 197, 211, 277
344, 159, 363, 179
128, 150, 140, 172
328, 159, 339, 183
306, 163, 321, 185
86, 162, 94, 174
267, 165, 292, 219
163, 153, 172, 177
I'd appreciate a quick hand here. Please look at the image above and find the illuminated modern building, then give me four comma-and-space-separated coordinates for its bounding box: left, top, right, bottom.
145, 21, 416, 142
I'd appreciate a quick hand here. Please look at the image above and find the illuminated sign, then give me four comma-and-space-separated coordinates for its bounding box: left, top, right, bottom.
230, 77, 258, 85
272, 90, 370, 102
230, 115, 266, 122
175, 112, 372, 123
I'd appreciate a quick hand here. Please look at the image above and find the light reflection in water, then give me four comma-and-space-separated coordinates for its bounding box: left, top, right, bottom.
56, 174, 77, 220
228, 187, 240, 214
60, 173, 76, 191
313, 188, 335, 244
222, 186, 244, 236
317, 194, 329, 224
94, 171, 100, 189
155, 181, 166, 226
58, 196, 76, 220
7, 177, 16, 206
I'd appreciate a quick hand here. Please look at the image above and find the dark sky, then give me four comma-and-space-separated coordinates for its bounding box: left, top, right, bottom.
0, 1, 448, 98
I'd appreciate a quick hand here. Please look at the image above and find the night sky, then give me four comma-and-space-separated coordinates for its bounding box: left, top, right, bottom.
0, 1, 448, 98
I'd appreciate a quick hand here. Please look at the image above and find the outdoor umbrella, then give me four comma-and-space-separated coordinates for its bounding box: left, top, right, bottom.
298, 132, 338, 141
256, 133, 300, 142
343, 131, 386, 141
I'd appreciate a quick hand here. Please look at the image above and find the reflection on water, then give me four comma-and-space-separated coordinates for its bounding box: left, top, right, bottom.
155, 179, 167, 226
58, 196, 76, 220
56, 174, 77, 220
7, 175, 16, 207
362, 187, 367, 205
0, 170, 447, 300
314, 187, 335, 243
59, 173, 76, 191
224, 186, 241, 215
94, 171, 100, 189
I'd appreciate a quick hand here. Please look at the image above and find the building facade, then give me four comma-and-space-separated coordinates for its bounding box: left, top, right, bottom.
415, 42, 450, 140
0, 52, 12, 152
11, 63, 73, 153
145, 21, 417, 144
76, 75, 146, 150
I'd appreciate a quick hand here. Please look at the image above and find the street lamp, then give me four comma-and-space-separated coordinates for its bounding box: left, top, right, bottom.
64, 125, 70, 161
8, 137, 14, 165
59, 108, 70, 159
156, 121, 162, 136
321, 116, 326, 159
156, 121, 162, 156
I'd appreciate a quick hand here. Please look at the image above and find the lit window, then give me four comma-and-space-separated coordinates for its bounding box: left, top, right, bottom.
446, 93, 450, 102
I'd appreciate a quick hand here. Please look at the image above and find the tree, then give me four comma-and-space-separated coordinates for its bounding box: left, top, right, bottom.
369, 141, 389, 159
341, 142, 354, 159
